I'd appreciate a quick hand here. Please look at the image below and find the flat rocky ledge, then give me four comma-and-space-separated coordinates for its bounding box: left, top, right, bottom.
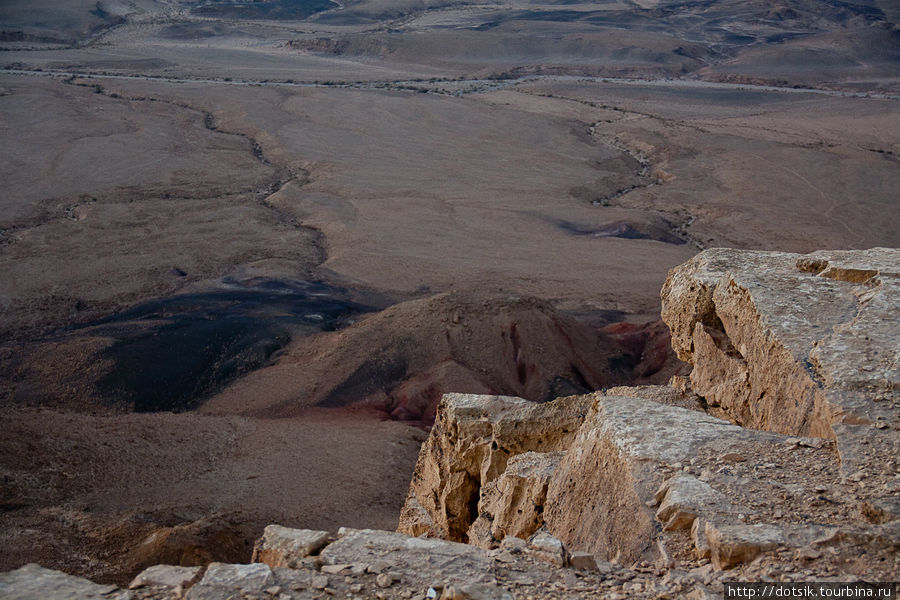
661, 247, 899, 481
400, 391, 898, 579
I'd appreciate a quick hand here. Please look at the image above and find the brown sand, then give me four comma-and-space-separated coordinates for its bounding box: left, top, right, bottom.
0, 0, 898, 583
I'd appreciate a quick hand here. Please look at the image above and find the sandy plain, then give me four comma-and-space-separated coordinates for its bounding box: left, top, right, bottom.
0, 0, 898, 584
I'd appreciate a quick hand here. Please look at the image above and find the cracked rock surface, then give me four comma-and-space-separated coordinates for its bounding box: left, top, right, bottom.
393, 248, 899, 586
661, 248, 899, 484
403, 388, 897, 578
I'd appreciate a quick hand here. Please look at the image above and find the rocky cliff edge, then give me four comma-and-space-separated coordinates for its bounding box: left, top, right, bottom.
398, 248, 898, 582
2, 248, 897, 598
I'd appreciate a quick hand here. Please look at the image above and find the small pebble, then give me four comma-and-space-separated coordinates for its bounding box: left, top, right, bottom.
848, 470, 867, 482
720, 452, 746, 462
321, 564, 349, 574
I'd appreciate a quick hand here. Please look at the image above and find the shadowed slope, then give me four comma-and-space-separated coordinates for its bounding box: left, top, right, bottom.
201, 291, 683, 422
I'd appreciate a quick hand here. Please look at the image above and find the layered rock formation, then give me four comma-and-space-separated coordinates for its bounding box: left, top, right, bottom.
398, 393, 592, 542
399, 248, 899, 580
401, 388, 898, 574
661, 248, 899, 483
2, 248, 897, 598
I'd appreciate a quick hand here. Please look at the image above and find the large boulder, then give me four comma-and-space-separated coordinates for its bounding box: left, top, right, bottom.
401, 383, 897, 572
0, 525, 726, 599
251, 525, 330, 569
320, 528, 497, 588
541, 392, 837, 566
186, 563, 275, 599
0, 564, 130, 600
129, 564, 201, 590
661, 248, 899, 483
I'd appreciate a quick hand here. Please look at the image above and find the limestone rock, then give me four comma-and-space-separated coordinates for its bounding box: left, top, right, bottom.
599, 384, 705, 412
860, 497, 900, 524
320, 563, 349, 574
401, 385, 872, 572
498, 535, 527, 554
0, 564, 129, 600
440, 583, 514, 600
6, 516, 897, 600
660, 248, 899, 482
465, 513, 496, 550
704, 523, 828, 570
251, 525, 330, 568
526, 529, 569, 567
654, 474, 744, 531
811, 521, 900, 548
705, 522, 784, 570
321, 528, 496, 587
691, 518, 711, 559
398, 392, 591, 541
129, 564, 201, 589
568, 551, 598, 571
543, 393, 779, 565
190, 562, 274, 595
375, 572, 398, 588
397, 497, 437, 539
468, 450, 565, 547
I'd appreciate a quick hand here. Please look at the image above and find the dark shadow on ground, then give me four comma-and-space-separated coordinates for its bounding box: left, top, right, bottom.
89, 279, 375, 412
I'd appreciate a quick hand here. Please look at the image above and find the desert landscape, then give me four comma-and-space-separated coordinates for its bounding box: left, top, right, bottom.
0, 0, 898, 593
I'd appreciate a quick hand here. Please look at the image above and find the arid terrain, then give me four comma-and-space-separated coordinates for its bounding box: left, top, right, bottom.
0, 0, 898, 585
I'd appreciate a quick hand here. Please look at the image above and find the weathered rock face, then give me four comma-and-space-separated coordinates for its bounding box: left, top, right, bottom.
0, 564, 130, 600
187, 562, 276, 598
251, 525, 330, 569
399, 248, 899, 579
7, 519, 897, 599
468, 451, 565, 548
403, 388, 899, 578
661, 248, 898, 475
129, 565, 201, 590
320, 528, 496, 588
398, 393, 591, 541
